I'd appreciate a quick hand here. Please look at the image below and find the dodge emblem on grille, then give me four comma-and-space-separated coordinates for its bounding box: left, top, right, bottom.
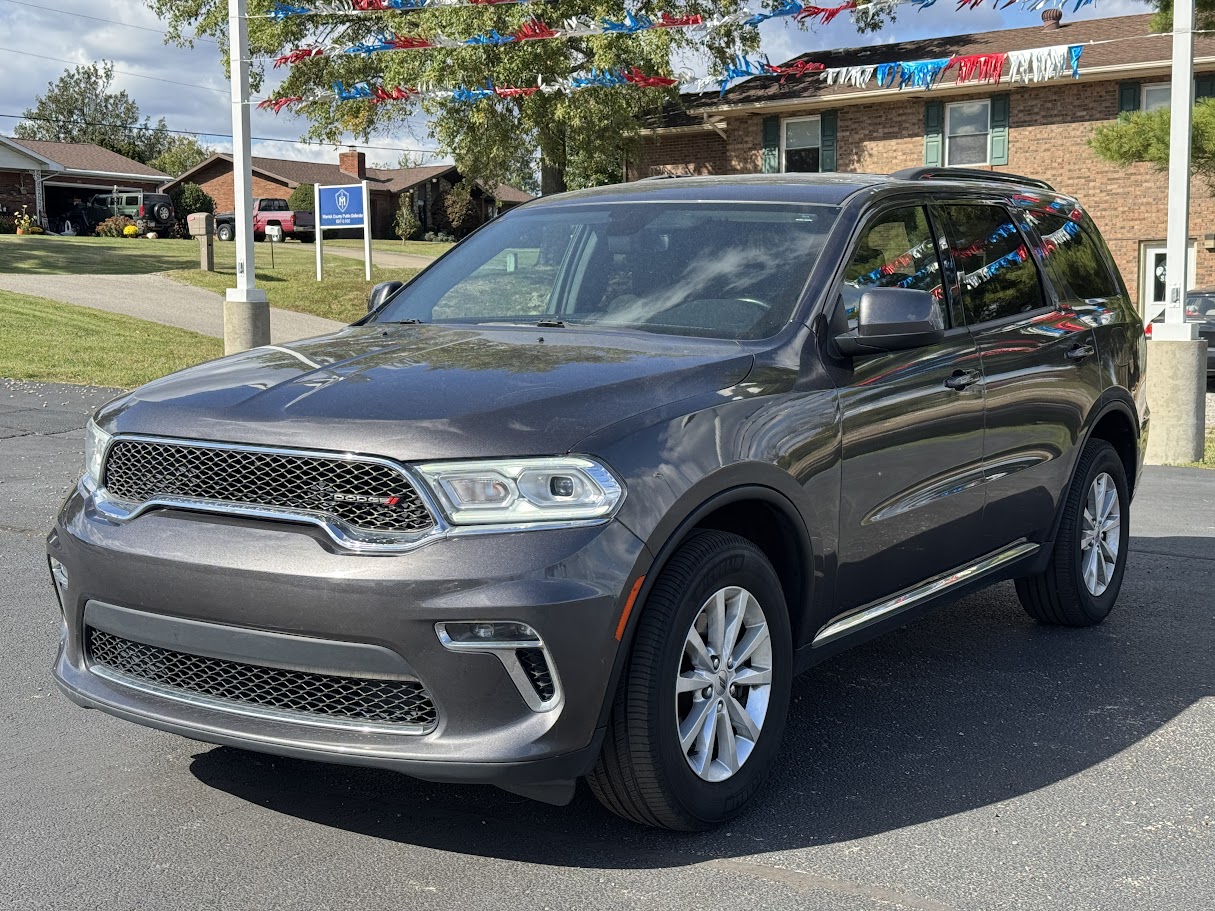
332, 492, 404, 506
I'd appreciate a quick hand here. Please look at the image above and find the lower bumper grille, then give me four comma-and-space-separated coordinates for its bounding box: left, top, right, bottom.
86, 627, 436, 731
516, 647, 556, 702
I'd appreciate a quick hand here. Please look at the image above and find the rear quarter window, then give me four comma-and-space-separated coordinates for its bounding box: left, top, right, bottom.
1033, 214, 1119, 304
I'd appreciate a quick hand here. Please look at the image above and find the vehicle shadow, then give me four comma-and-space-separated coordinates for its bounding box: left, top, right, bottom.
190, 535, 1214, 869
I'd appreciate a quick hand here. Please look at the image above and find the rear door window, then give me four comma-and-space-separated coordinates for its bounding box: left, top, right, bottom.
942, 203, 1046, 324
841, 205, 947, 329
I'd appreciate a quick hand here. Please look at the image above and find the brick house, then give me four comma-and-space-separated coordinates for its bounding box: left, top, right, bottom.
0, 136, 168, 229
162, 149, 531, 239
630, 13, 1215, 315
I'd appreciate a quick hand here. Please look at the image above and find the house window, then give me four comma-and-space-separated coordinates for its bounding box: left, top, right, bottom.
782, 116, 821, 173
1142, 83, 1171, 111
945, 100, 991, 167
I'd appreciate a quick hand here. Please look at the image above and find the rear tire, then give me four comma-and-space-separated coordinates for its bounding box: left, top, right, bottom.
1015, 439, 1129, 627
216, 223, 234, 242
588, 530, 792, 830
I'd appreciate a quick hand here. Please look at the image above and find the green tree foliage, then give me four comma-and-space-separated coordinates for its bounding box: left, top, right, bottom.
394, 192, 421, 242
144, 0, 764, 192
442, 181, 476, 238
1090, 99, 1215, 192
1147, 0, 1215, 33
151, 136, 213, 176
287, 183, 315, 212
168, 182, 216, 236
14, 62, 173, 165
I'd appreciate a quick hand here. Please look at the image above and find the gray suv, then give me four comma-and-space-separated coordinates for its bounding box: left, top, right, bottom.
48, 169, 1146, 830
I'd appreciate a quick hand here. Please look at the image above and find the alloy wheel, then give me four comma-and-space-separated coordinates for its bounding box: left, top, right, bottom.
675, 586, 773, 783
1080, 471, 1121, 596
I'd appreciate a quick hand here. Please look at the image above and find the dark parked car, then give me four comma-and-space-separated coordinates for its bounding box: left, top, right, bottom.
64, 190, 175, 236
49, 169, 1146, 830
1146, 288, 1215, 376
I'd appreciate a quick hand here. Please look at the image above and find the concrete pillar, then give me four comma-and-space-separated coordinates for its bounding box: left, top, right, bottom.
223, 297, 271, 354
1145, 339, 1209, 464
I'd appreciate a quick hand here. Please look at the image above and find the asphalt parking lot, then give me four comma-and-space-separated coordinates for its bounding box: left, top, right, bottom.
2, 377, 1212, 911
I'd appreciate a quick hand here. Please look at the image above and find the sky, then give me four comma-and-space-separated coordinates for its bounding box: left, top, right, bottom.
0, 0, 1147, 168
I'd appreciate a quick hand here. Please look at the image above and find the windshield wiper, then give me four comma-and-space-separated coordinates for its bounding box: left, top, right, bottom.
386, 318, 424, 325
536, 319, 567, 328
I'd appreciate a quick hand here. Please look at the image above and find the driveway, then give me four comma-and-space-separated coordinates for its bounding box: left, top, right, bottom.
2, 377, 1213, 911
0, 273, 343, 343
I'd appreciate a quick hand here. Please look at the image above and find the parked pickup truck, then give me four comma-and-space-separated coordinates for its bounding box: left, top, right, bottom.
214, 198, 315, 243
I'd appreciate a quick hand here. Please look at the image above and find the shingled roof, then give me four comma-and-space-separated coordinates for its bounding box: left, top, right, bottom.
659, 13, 1215, 126
6, 137, 168, 178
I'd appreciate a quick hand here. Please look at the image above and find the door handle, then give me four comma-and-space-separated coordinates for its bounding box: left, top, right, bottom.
944, 369, 981, 390
1066, 343, 1095, 362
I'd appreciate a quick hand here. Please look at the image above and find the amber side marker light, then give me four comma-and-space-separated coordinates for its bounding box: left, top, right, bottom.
615, 576, 646, 641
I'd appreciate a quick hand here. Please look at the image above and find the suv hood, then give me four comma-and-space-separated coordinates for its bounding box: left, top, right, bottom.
97, 325, 754, 460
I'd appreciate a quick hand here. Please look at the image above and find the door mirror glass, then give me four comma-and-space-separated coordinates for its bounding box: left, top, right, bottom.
835, 287, 945, 355
368, 280, 404, 313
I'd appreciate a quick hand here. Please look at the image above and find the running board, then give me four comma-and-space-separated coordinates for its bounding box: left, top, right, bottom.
812, 542, 1040, 648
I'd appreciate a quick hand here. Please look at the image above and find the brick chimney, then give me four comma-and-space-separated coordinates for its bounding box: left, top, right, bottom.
339, 147, 366, 179
1041, 7, 1062, 29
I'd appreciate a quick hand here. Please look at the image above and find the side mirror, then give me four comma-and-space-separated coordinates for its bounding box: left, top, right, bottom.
835, 287, 945, 356
367, 280, 404, 313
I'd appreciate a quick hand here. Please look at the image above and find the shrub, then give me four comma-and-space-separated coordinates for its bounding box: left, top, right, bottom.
393, 192, 420, 243
123, 225, 139, 237
96, 215, 137, 237
26, 225, 45, 235
442, 181, 476, 238
169, 182, 216, 238
288, 183, 314, 213
422, 231, 455, 243
0, 216, 16, 235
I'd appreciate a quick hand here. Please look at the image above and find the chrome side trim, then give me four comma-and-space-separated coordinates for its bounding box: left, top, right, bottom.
812, 541, 1040, 647
88, 664, 435, 736
435, 623, 564, 714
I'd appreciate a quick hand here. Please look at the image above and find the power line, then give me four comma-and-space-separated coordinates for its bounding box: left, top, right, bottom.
0, 0, 217, 42
0, 46, 231, 94
0, 112, 440, 156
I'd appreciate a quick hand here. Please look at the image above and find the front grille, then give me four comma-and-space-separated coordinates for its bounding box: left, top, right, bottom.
87, 627, 437, 729
516, 647, 556, 702
102, 439, 433, 535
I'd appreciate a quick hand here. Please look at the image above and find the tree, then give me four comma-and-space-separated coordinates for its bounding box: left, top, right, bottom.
151, 136, 213, 176
15, 62, 173, 164
394, 191, 421, 243
442, 181, 476, 238
145, 0, 764, 193
1091, 99, 1215, 191
288, 183, 315, 212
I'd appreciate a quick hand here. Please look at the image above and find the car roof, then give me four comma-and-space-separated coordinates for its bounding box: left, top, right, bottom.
532, 172, 1072, 209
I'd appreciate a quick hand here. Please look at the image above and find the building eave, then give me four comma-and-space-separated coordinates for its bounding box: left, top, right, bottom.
648, 57, 1215, 129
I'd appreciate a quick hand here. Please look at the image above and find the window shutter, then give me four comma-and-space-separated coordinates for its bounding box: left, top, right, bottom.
762, 116, 780, 173
1197, 74, 1215, 99
924, 101, 943, 167
819, 110, 838, 172
1118, 81, 1141, 113
989, 94, 1010, 166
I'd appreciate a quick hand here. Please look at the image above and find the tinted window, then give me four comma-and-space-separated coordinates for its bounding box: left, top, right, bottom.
943, 204, 1045, 324
261, 199, 289, 211
374, 203, 838, 340
841, 206, 946, 328
1033, 214, 1118, 303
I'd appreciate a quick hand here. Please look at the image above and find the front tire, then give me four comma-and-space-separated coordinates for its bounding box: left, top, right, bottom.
215, 223, 234, 242
588, 530, 792, 830
1015, 439, 1129, 626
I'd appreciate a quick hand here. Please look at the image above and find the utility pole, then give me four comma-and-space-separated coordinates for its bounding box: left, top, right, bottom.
224, 0, 270, 354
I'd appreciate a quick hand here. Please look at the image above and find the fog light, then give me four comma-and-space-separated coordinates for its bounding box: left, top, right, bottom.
48, 557, 69, 611
436, 621, 540, 647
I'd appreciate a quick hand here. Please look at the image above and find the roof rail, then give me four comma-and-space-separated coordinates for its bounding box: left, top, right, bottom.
889, 167, 1054, 192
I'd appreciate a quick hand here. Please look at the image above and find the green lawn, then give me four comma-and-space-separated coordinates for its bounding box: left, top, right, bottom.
326, 238, 454, 258
168, 243, 416, 324
0, 289, 221, 388
1179, 431, 1215, 468
0, 234, 207, 274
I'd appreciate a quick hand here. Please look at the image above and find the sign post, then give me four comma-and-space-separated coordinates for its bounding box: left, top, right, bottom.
224, 0, 270, 354
315, 181, 373, 282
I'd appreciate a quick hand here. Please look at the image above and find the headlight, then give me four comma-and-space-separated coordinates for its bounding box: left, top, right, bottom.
84, 419, 111, 487
415, 457, 622, 526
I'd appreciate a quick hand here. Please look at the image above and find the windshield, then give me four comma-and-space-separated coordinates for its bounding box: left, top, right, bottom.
370, 201, 838, 340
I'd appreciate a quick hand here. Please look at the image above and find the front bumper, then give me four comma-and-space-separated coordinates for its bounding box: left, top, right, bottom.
49, 483, 649, 785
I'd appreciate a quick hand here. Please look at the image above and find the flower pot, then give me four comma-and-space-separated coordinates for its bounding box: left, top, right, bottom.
15, 228, 24, 235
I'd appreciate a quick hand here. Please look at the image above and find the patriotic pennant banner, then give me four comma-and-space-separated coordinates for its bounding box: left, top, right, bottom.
273, 11, 747, 67
256, 66, 677, 110
702, 43, 1082, 95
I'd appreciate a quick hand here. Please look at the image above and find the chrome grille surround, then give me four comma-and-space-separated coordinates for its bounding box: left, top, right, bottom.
86, 627, 437, 734
93, 435, 441, 553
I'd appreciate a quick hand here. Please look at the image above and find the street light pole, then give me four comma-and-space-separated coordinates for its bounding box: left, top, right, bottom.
224, 0, 270, 355
1146, 0, 1208, 464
